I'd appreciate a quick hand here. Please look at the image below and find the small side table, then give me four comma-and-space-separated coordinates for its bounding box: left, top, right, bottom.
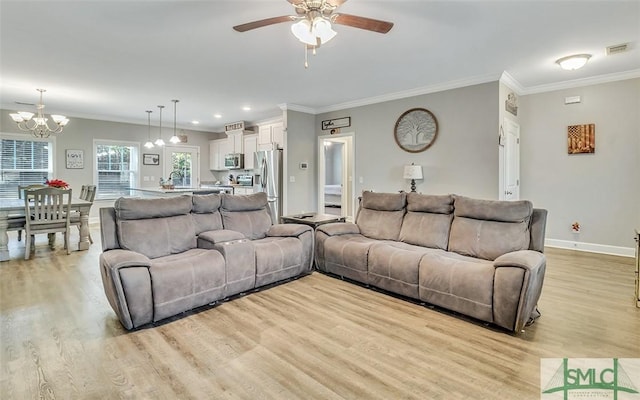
280, 213, 346, 229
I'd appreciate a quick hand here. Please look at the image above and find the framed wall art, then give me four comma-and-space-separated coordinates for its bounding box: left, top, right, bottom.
322, 117, 351, 130
65, 149, 84, 169
567, 124, 595, 154
394, 108, 438, 153
143, 153, 160, 165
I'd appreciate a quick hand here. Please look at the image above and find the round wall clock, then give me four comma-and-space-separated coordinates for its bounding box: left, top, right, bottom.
394, 108, 438, 153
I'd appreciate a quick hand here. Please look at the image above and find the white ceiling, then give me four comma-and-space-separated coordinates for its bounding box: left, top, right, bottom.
1, 0, 639, 132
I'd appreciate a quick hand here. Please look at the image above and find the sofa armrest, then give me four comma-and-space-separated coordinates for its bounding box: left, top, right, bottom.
198, 229, 246, 249
492, 250, 546, 332
316, 222, 361, 236
494, 250, 545, 271
267, 223, 313, 238
100, 249, 153, 330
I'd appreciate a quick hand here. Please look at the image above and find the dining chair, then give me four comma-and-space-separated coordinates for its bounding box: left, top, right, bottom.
23, 187, 72, 260
16, 184, 46, 242
70, 184, 96, 243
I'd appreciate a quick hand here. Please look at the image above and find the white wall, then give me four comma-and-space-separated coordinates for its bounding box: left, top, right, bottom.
520, 78, 640, 250
315, 82, 500, 199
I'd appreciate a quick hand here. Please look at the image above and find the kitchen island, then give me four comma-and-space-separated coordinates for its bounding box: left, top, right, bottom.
129, 186, 234, 197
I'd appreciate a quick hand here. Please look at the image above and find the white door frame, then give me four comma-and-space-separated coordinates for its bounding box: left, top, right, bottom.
499, 118, 520, 200
318, 132, 355, 220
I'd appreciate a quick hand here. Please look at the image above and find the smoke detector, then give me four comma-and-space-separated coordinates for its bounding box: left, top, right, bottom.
606, 43, 629, 56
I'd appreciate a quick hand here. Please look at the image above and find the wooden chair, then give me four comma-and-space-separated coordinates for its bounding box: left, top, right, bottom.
70, 184, 96, 243
16, 184, 46, 241
23, 187, 72, 260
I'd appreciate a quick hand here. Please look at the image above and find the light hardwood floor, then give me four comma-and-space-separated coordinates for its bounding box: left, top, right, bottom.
1, 228, 638, 399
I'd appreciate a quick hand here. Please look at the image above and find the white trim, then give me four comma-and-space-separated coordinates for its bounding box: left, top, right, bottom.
278, 103, 315, 115
521, 69, 640, 95
499, 71, 525, 95
545, 238, 634, 258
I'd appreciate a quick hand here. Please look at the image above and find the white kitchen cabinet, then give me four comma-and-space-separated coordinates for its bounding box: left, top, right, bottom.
209, 138, 232, 170
233, 187, 254, 195
243, 134, 258, 170
228, 131, 243, 153
257, 121, 284, 151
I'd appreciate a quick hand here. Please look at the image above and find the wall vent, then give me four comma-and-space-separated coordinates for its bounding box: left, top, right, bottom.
606, 43, 629, 55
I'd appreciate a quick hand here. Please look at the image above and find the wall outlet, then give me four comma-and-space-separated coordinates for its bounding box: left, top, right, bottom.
143, 176, 150, 182
358, 176, 364, 184
289, 176, 295, 183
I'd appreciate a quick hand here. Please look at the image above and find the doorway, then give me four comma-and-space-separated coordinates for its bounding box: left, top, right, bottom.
163, 145, 200, 188
499, 118, 520, 200
318, 133, 355, 221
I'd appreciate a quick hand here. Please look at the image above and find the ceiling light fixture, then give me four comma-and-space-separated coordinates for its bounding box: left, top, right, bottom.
556, 54, 592, 70
144, 110, 154, 149
10, 89, 69, 138
290, 2, 338, 68
213, 114, 222, 119
242, 106, 251, 111
169, 99, 180, 144
155, 105, 165, 147
191, 120, 200, 125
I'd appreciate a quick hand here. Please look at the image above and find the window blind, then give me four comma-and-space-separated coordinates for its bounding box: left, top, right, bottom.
0, 137, 52, 199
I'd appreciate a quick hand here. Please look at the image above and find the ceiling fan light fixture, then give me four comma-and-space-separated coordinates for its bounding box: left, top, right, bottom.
312, 17, 336, 44
556, 54, 591, 70
291, 19, 316, 45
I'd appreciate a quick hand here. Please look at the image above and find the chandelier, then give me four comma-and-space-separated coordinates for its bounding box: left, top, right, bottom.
9, 89, 69, 138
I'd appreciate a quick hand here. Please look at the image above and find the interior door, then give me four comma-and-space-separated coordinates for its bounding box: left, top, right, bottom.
504, 119, 520, 200
164, 145, 200, 188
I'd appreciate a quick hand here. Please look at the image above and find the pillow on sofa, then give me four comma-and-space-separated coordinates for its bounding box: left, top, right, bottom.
220, 192, 272, 240
192, 194, 223, 234
356, 191, 406, 241
399, 193, 454, 249
448, 195, 532, 260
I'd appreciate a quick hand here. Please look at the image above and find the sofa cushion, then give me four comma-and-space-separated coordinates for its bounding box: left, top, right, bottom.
368, 241, 440, 299
356, 191, 406, 241
221, 192, 272, 239
399, 193, 454, 250
419, 251, 495, 322
114, 196, 196, 259
253, 237, 303, 287
192, 194, 223, 234
322, 234, 378, 282
149, 248, 226, 321
115, 195, 192, 220
448, 196, 532, 261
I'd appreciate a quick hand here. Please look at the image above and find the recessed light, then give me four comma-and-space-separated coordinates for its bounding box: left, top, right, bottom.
242, 106, 251, 111
191, 120, 199, 125
213, 114, 222, 119
555, 54, 591, 71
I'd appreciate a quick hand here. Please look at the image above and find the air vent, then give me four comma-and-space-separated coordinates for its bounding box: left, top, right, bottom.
606, 43, 629, 55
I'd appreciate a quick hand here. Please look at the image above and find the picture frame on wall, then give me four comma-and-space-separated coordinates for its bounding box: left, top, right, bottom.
143, 153, 160, 165
65, 149, 84, 169
322, 117, 351, 130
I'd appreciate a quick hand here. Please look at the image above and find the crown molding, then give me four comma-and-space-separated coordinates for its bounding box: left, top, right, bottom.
279, 103, 316, 114
314, 72, 503, 115
499, 71, 525, 95
520, 69, 640, 95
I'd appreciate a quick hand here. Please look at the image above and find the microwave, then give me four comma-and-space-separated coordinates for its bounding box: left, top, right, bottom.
224, 153, 244, 169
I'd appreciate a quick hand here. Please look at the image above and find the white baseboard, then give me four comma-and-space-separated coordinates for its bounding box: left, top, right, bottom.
545, 238, 635, 258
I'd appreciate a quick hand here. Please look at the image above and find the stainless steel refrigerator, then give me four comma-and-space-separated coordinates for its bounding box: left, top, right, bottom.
254, 149, 283, 223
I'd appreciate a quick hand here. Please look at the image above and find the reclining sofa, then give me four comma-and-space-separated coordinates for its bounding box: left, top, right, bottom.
99, 192, 313, 330
315, 191, 548, 333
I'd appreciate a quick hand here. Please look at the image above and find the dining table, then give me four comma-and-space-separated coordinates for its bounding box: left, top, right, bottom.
0, 197, 93, 261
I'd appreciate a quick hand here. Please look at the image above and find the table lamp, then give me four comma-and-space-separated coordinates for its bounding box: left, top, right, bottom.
403, 164, 423, 193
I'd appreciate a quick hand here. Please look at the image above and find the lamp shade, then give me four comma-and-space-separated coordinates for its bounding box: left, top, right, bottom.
403, 164, 423, 180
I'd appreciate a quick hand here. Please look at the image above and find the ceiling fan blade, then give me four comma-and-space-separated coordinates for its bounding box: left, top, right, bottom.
333, 13, 393, 34
233, 16, 294, 32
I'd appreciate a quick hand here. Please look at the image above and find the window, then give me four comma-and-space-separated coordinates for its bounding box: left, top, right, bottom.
95, 141, 139, 199
0, 134, 54, 199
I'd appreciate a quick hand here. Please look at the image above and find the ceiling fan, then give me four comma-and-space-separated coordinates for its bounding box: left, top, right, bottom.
233, 0, 393, 67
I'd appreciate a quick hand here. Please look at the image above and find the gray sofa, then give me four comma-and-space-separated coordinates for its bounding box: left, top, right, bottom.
99, 192, 313, 330
315, 191, 548, 333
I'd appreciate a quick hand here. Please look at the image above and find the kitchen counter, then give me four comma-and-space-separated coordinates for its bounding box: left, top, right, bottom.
130, 186, 234, 197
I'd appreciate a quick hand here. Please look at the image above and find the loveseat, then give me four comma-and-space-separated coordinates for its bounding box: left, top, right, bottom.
315, 191, 548, 333
99, 192, 313, 330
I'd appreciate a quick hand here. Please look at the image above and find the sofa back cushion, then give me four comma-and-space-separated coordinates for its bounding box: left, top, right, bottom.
191, 194, 223, 234
220, 192, 272, 240
114, 196, 196, 259
399, 193, 454, 250
448, 195, 532, 260
356, 191, 406, 240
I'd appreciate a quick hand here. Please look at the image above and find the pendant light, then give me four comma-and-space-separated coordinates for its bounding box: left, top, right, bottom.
144, 110, 154, 148
169, 99, 180, 144
155, 105, 165, 147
